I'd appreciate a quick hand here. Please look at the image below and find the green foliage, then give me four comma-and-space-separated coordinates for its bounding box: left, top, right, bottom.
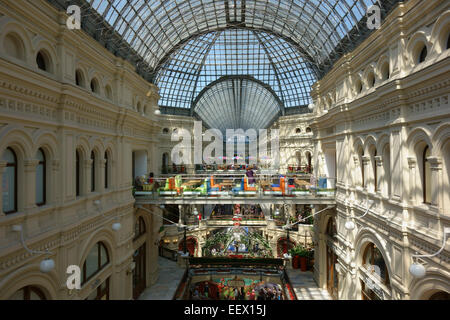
289, 245, 310, 257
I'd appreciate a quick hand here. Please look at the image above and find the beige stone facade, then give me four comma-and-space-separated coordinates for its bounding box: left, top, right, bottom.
311, 0, 450, 300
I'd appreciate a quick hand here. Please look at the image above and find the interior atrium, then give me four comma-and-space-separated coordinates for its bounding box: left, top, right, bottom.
0, 0, 449, 302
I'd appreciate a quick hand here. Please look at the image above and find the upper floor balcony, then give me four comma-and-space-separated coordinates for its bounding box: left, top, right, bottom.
133, 173, 336, 205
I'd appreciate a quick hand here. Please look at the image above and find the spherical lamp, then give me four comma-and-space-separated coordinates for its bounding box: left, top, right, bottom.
112, 222, 122, 231
40, 258, 55, 273
154, 109, 161, 115
345, 220, 356, 231
409, 263, 426, 278
308, 103, 315, 111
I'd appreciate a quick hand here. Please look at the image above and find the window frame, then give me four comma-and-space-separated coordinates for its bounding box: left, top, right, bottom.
422, 145, 432, 204
36, 148, 46, 206
3, 147, 18, 214
91, 151, 96, 192
82, 242, 110, 285
76, 150, 81, 197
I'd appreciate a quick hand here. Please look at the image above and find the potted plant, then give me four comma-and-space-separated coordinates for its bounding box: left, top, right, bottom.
289, 246, 302, 269
297, 246, 309, 272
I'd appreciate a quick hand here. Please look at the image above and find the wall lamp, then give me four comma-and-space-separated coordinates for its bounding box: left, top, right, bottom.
12, 225, 54, 273
409, 227, 450, 278
344, 200, 375, 231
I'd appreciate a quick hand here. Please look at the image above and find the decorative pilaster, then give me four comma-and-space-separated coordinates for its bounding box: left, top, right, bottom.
428, 157, 443, 209
98, 159, 106, 193
362, 155, 370, 190
51, 159, 60, 204
407, 157, 417, 203
24, 159, 40, 209
375, 156, 383, 194
84, 159, 93, 194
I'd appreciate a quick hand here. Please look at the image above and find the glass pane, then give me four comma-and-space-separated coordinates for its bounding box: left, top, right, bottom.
100, 243, 108, 267
9, 289, 24, 300
2, 166, 15, 213
36, 163, 44, 204
2, 148, 15, 163
425, 148, 432, 203
29, 289, 44, 300
85, 245, 99, 279
37, 149, 44, 162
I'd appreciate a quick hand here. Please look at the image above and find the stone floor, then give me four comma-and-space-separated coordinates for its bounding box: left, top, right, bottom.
138, 258, 185, 300
286, 269, 333, 300
139, 257, 332, 300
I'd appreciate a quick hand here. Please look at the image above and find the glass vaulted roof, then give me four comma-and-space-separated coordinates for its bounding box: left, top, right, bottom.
59, 0, 401, 128
156, 29, 316, 110
87, 0, 385, 72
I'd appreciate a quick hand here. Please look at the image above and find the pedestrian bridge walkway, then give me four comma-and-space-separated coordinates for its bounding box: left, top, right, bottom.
134, 173, 336, 205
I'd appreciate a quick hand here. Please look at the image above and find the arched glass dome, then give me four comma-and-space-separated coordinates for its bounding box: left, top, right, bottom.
156, 28, 316, 110
194, 76, 282, 133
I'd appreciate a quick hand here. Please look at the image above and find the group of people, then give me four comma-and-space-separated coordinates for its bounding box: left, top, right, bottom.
190, 280, 285, 300
134, 172, 159, 191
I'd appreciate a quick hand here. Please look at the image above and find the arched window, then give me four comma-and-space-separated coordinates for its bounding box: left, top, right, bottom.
91, 151, 96, 192
75, 69, 84, 87
362, 243, 390, 286
82, 242, 110, 285
104, 152, 109, 190
2, 148, 17, 214
423, 146, 432, 204
306, 127, 312, 133
36, 51, 47, 71
76, 150, 80, 197
429, 291, 450, 300
372, 149, 378, 192
418, 45, 428, 64
356, 79, 363, 94
4, 33, 25, 61
367, 72, 375, 88
134, 216, 146, 240
90, 78, 99, 93
162, 128, 169, 134
36, 148, 46, 206
358, 148, 365, 188
295, 128, 301, 134
9, 286, 46, 300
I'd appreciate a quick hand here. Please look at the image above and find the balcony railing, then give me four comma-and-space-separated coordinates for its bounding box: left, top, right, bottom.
133, 174, 336, 200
